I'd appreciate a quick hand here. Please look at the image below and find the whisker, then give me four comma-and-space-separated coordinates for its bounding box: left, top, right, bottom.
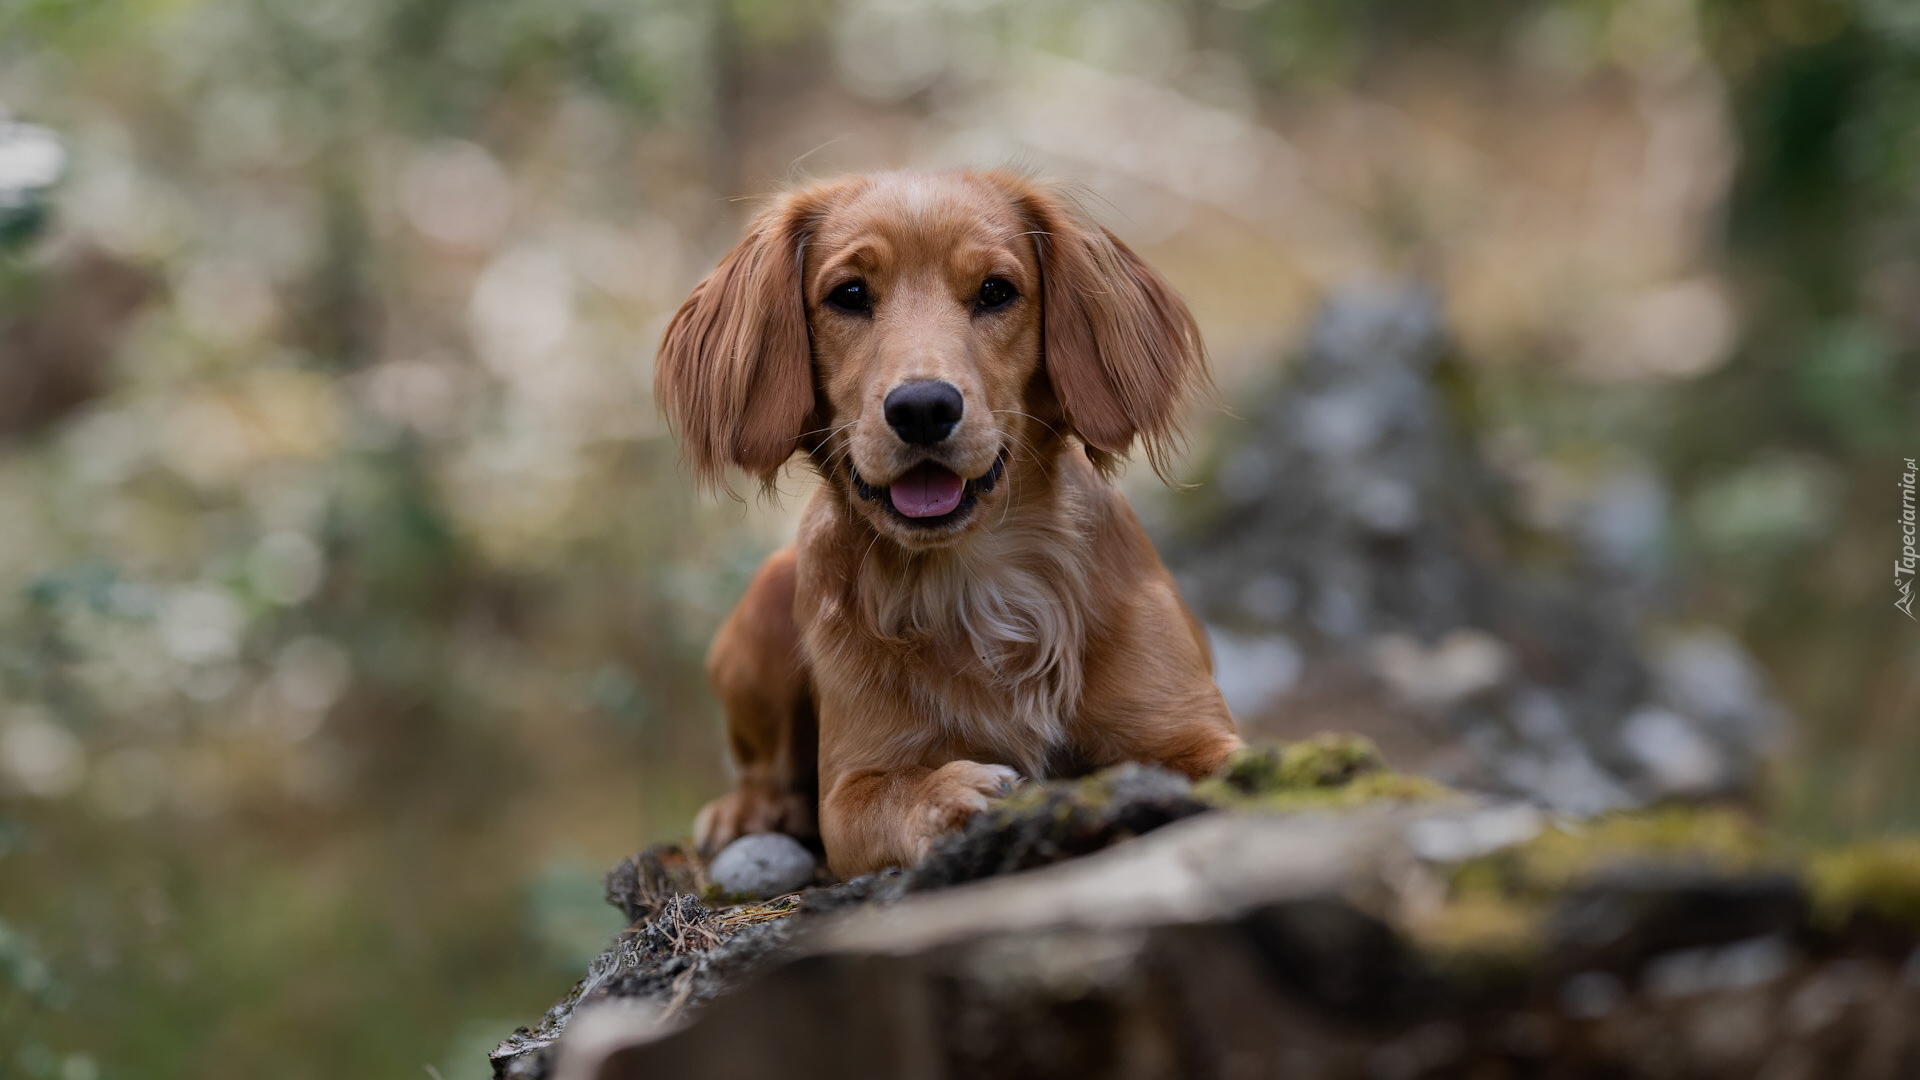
991, 428, 1046, 464
799, 419, 861, 443
988, 408, 1064, 442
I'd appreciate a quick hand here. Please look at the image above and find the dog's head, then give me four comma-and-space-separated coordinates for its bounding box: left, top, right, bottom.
656, 170, 1206, 548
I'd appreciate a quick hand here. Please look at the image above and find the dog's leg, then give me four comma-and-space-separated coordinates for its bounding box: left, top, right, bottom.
693, 547, 819, 856
1130, 721, 1243, 779
1072, 568, 1245, 781
818, 759, 1020, 879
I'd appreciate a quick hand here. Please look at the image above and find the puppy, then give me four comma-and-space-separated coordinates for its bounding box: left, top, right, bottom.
657, 170, 1242, 878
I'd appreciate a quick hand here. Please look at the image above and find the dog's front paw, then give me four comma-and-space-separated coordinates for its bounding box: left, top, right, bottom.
694, 781, 815, 857
907, 760, 1021, 861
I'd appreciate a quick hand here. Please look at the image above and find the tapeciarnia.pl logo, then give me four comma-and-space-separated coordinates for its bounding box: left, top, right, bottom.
1900, 457, 1917, 620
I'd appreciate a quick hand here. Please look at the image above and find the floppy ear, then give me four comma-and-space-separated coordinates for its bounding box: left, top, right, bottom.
654, 192, 822, 494
1001, 178, 1209, 480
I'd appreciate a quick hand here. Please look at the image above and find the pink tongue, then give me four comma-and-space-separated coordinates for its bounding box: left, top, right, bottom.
889, 463, 966, 518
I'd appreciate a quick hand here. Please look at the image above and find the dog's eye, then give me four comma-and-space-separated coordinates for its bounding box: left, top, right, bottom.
826, 280, 871, 312
977, 278, 1017, 310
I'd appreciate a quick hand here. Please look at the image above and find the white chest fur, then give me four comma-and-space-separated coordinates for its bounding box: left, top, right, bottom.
851, 517, 1093, 778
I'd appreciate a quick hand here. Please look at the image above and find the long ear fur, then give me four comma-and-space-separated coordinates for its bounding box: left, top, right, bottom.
996, 176, 1210, 480
654, 191, 825, 494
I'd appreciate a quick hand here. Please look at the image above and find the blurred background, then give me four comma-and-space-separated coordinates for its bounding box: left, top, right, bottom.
0, 0, 1915, 1075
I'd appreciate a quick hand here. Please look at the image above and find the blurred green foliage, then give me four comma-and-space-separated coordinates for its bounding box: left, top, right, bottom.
0, 0, 1914, 1077
1682, 0, 1920, 836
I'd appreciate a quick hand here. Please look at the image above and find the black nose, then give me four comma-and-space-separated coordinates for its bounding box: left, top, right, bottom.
883, 380, 964, 446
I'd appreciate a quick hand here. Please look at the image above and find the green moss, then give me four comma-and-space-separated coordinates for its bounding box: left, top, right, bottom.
987, 762, 1150, 822
1223, 734, 1383, 790
1808, 839, 1920, 931
1204, 770, 1452, 812
1447, 805, 1775, 903
1515, 806, 1771, 889
1411, 806, 1784, 970
1195, 735, 1450, 811
1421, 808, 1920, 967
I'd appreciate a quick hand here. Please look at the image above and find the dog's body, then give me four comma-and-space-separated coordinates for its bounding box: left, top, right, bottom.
657, 171, 1241, 878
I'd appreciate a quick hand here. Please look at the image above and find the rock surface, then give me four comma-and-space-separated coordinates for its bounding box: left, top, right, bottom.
491, 746, 1920, 1080
492, 742, 1412, 1078
705, 833, 818, 900
560, 822, 1920, 1080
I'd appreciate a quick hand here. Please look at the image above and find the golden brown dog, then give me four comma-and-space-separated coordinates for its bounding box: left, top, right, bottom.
656, 170, 1242, 878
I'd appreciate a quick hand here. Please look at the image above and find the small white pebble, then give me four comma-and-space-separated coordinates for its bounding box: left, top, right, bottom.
708, 833, 817, 900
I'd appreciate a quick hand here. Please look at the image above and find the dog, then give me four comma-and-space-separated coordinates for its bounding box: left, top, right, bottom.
656, 170, 1243, 878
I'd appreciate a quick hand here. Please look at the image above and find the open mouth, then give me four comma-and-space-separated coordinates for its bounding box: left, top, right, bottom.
852, 449, 1007, 528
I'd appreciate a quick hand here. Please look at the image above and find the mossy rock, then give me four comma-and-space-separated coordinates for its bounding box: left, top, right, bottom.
1808, 838, 1920, 933
914, 738, 1451, 891
1195, 734, 1450, 811
1219, 734, 1386, 790
1447, 805, 1777, 903
513, 754, 1920, 1080
910, 763, 1211, 891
